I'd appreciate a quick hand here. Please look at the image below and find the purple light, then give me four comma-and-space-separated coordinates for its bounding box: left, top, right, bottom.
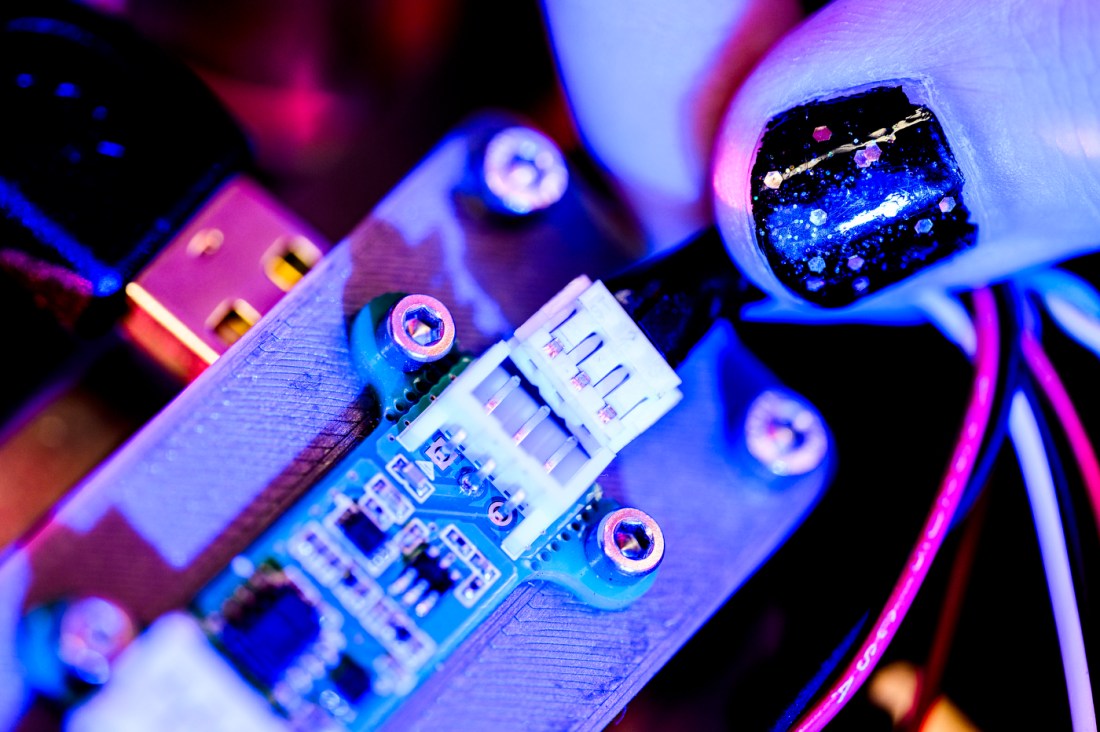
97, 141, 126, 158
55, 82, 79, 98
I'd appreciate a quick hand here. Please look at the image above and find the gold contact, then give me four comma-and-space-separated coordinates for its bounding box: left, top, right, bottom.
264, 235, 321, 292
209, 298, 262, 346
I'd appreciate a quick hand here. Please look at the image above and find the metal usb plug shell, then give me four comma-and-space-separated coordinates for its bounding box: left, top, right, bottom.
123, 176, 327, 381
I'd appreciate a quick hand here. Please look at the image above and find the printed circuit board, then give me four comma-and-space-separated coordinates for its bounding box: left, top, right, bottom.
193, 283, 681, 730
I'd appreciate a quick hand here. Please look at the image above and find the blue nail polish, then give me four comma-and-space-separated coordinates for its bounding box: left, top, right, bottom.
750, 86, 976, 307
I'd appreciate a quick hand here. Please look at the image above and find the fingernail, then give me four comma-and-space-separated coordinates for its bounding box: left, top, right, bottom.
751, 86, 976, 307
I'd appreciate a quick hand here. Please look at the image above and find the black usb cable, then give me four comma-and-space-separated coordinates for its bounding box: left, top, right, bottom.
605, 227, 761, 368
1, 0, 328, 384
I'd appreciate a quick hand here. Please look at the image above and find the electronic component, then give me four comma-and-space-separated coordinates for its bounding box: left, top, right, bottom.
396, 276, 682, 558
193, 285, 673, 729
212, 565, 322, 688
336, 506, 388, 559
388, 455, 436, 502
405, 546, 457, 595
331, 656, 372, 704
363, 471, 414, 526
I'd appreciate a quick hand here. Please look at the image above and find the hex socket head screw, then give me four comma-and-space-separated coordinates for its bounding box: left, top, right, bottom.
743, 389, 829, 477
58, 597, 137, 687
481, 126, 569, 216
19, 596, 138, 701
381, 294, 456, 373
587, 507, 665, 578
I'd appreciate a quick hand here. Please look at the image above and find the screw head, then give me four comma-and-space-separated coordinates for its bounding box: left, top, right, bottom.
595, 507, 664, 577
58, 597, 137, 686
744, 390, 828, 476
404, 306, 444, 347
613, 519, 653, 560
482, 126, 569, 215
385, 294, 455, 371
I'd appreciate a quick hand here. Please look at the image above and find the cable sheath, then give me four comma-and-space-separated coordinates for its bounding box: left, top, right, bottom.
792, 288, 1000, 732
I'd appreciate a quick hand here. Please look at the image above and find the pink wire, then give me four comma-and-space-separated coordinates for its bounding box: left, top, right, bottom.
1021, 330, 1100, 533
792, 288, 1001, 732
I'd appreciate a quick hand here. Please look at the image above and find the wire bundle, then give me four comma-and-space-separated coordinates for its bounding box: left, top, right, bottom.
783, 277, 1100, 731
609, 232, 1099, 730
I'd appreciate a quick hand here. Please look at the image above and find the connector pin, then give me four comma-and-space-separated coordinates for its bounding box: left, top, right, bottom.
485, 375, 521, 414
544, 338, 565, 358
512, 405, 550, 445
570, 372, 591, 390
543, 437, 579, 473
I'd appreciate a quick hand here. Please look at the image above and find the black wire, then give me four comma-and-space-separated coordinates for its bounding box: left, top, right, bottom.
603, 227, 761, 368
609, 238, 1039, 724
769, 613, 871, 732
950, 285, 1021, 528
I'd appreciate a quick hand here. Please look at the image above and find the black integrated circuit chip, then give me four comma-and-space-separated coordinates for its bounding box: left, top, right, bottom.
331, 655, 372, 703
337, 507, 388, 557
411, 550, 454, 594
218, 569, 321, 687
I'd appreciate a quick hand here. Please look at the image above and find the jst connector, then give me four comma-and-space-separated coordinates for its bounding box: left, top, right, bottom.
398, 276, 683, 558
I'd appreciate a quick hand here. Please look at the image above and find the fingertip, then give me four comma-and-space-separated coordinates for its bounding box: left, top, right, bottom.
713, 0, 1100, 313
542, 0, 801, 247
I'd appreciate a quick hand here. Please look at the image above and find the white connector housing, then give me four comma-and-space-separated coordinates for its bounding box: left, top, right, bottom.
399, 276, 682, 559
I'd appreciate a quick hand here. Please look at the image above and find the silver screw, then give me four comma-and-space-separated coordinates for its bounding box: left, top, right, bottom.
404, 306, 443, 346
57, 597, 137, 687
482, 126, 569, 215
744, 389, 829, 476
384, 294, 455, 372
594, 507, 664, 577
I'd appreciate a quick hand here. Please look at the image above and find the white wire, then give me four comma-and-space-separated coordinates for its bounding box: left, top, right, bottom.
1023, 269, 1100, 360
1010, 391, 1097, 732
1047, 295, 1100, 359
918, 291, 976, 358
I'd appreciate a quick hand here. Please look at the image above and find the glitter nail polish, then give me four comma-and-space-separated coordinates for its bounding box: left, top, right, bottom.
750, 86, 976, 307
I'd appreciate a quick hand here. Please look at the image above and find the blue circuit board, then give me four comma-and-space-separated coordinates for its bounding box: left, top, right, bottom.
192, 292, 661, 730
